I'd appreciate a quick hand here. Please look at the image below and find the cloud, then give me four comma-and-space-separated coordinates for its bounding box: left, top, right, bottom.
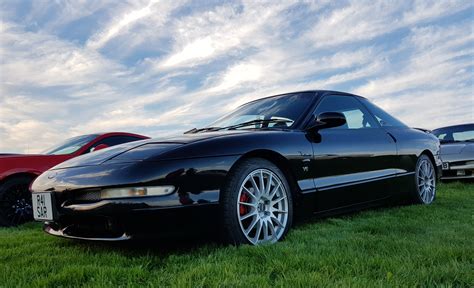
208, 62, 263, 92
353, 22, 474, 128
87, 1, 158, 49
0, 21, 141, 152
306, 0, 471, 48
1, 23, 128, 88
85, 0, 183, 50
0, 1, 473, 153
156, 1, 298, 69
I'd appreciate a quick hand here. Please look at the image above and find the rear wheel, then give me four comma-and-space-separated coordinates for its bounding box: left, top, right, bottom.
0, 175, 35, 226
221, 158, 293, 245
411, 155, 436, 204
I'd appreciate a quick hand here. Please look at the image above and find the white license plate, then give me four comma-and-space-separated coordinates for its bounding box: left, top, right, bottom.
442, 162, 449, 170
457, 170, 466, 176
32, 193, 54, 221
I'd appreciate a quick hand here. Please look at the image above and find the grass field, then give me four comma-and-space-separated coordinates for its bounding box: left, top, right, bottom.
1, 182, 473, 287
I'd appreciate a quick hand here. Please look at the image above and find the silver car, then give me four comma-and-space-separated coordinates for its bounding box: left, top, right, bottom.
432, 123, 474, 180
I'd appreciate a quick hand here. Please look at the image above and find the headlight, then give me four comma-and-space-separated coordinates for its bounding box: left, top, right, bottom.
100, 186, 175, 199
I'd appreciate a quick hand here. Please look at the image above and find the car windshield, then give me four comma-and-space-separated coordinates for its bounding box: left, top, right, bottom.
43, 134, 99, 155
199, 93, 314, 132
432, 125, 474, 143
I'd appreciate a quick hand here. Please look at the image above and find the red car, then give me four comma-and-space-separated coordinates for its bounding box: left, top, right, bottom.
0, 132, 149, 226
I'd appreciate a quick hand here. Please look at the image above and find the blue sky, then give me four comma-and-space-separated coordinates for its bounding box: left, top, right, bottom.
0, 0, 473, 153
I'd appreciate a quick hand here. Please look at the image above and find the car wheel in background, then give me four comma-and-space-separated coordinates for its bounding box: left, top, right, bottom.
0, 175, 35, 227
411, 154, 437, 205
220, 158, 293, 245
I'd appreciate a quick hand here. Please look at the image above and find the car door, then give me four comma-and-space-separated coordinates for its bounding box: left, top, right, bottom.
308, 94, 398, 212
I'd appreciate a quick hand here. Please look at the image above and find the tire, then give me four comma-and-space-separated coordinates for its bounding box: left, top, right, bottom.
220, 158, 293, 245
0, 175, 35, 227
410, 154, 436, 205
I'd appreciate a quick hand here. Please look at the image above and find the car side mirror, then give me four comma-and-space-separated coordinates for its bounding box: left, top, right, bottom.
91, 144, 109, 152
307, 112, 346, 131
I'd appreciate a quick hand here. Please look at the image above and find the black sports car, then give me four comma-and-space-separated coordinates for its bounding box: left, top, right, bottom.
31, 90, 442, 245
432, 123, 474, 180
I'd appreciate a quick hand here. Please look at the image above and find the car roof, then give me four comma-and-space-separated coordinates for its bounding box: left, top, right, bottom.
93, 132, 149, 139
244, 90, 367, 105
432, 123, 474, 131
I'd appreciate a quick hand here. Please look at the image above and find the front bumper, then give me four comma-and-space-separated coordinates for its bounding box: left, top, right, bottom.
31, 156, 238, 240
42, 194, 220, 240
440, 162, 474, 180
44, 197, 218, 241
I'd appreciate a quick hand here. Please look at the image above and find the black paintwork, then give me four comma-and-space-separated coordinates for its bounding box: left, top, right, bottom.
31, 90, 442, 240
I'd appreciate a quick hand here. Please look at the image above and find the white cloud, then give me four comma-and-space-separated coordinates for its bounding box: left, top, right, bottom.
87, 1, 157, 49
161, 36, 218, 67
1, 23, 128, 87
0, 21, 143, 152
0, 1, 473, 153
156, 2, 297, 69
0, 118, 62, 154
85, 0, 182, 50
306, 0, 470, 48
208, 62, 263, 92
354, 23, 474, 128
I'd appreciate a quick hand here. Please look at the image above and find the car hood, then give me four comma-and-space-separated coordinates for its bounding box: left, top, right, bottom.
50, 130, 251, 169
440, 142, 474, 155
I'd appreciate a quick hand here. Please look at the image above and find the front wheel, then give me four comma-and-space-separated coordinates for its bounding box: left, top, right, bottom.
411, 154, 436, 205
220, 158, 293, 245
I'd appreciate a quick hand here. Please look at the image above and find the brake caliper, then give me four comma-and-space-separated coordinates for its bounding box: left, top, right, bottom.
239, 192, 250, 215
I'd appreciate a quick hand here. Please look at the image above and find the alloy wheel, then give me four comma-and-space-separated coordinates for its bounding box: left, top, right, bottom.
236, 169, 289, 245
416, 158, 436, 204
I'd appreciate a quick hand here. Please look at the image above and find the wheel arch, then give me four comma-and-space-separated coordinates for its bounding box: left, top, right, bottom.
227, 149, 301, 203
0, 172, 38, 188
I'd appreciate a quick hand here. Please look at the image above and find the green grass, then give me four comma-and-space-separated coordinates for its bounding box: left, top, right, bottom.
1, 183, 473, 287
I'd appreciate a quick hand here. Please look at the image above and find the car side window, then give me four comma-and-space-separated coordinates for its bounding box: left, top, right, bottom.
313, 96, 378, 129
85, 136, 143, 154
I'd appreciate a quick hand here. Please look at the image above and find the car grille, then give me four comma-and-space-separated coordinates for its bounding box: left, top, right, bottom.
60, 216, 125, 239
73, 190, 101, 201
450, 160, 473, 167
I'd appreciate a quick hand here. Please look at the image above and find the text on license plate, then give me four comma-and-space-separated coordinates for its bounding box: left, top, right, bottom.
32, 193, 54, 221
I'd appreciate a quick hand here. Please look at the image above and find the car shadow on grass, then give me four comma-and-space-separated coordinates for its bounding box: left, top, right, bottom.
60, 230, 224, 258
59, 201, 403, 257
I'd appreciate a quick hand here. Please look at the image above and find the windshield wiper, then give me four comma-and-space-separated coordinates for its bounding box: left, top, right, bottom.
184, 127, 222, 134
219, 119, 293, 130
187, 119, 293, 134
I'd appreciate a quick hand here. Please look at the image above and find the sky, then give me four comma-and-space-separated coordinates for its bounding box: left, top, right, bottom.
0, 0, 473, 153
